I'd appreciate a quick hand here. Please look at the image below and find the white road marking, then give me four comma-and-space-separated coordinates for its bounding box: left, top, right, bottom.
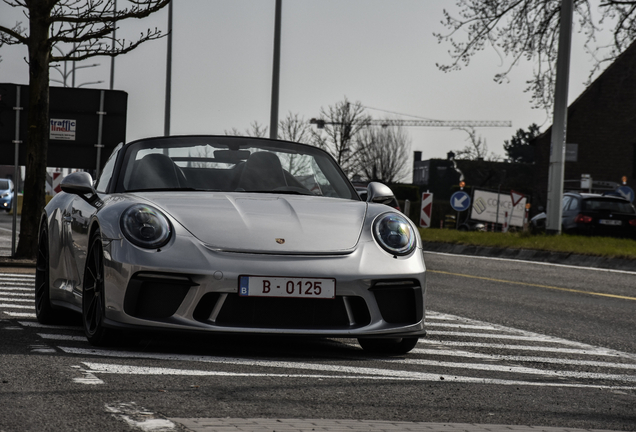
424, 250, 636, 275
425, 322, 501, 330
0, 303, 33, 309
18, 321, 80, 331
38, 333, 86, 341
414, 349, 636, 370
54, 346, 636, 389
71, 366, 104, 385
392, 358, 636, 382
426, 330, 592, 343
0, 284, 35, 289
79, 361, 636, 390
420, 341, 630, 357
0, 297, 33, 302
105, 402, 176, 431
29, 344, 56, 353
0, 273, 35, 279
5, 312, 36, 318
426, 312, 636, 360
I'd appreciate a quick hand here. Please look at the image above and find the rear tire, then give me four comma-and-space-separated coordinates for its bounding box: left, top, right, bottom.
358, 337, 419, 355
35, 223, 62, 324
82, 229, 118, 346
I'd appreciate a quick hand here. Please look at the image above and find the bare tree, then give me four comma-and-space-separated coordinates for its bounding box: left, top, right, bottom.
225, 121, 268, 138
278, 112, 313, 144
311, 98, 370, 177
355, 123, 411, 184
435, 1, 636, 111
453, 127, 501, 161
0, 0, 169, 259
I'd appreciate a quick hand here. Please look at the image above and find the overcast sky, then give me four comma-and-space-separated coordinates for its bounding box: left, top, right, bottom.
0, 0, 606, 179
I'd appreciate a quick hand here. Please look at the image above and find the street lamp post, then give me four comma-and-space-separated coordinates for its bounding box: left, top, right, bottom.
269, 0, 282, 139
545, 0, 574, 235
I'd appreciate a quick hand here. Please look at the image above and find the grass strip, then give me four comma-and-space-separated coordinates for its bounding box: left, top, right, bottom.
418, 228, 636, 260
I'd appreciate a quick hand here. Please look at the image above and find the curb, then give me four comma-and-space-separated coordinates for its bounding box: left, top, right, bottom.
422, 241, 636, 272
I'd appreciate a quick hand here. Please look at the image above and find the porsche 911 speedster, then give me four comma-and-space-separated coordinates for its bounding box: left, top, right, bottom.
36, 136, 426, 354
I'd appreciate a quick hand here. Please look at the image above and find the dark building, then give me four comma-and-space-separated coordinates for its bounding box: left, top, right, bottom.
413, 152, 534, 200
532, 41, 636, 207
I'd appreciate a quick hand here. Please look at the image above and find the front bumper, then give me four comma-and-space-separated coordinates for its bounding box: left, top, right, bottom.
101, 234, 427, 338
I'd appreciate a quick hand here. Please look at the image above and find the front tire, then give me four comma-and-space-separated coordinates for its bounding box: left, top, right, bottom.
35, 223, 61, 324
82, 229, 117, 346
358, 337, 419, 355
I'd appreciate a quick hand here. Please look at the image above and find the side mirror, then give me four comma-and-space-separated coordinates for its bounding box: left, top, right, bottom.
367, 182, 395, 204
60, 172, 95, 196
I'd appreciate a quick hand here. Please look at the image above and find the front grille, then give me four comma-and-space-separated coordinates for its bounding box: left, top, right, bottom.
370, 279, 423, 324
193, 293, 370, 329
124, 273, 195, 320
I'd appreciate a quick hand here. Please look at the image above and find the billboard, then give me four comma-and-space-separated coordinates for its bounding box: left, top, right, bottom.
470, 189, 528, 228
0, 83, 127, 170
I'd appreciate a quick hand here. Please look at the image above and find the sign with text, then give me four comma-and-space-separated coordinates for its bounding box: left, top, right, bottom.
470, 189, 528, 227
0, 83, 127, 170
49, 119, 77, 141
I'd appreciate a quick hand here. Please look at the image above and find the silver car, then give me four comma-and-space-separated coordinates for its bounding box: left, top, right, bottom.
36, 136, 426, 354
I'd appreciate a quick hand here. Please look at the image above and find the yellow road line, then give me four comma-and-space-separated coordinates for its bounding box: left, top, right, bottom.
428, 270, 636, 301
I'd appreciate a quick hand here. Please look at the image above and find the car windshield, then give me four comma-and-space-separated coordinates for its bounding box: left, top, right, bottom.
117, 136, 358, 200
0, 180, 10, 190
583, 198, 636, 213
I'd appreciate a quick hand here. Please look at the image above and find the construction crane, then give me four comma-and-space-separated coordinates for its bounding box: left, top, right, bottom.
309, 118, 512, 128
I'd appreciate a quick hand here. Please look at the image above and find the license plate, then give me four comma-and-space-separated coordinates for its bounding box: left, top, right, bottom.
239, 276, 335, 299
599, 219, 622, 226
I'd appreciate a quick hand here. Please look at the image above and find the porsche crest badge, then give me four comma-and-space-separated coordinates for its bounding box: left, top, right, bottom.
275, 238, 285, 244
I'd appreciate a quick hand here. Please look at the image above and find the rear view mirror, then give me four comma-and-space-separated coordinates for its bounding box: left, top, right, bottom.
367, 182, 395, 204
60, 172, 95, 195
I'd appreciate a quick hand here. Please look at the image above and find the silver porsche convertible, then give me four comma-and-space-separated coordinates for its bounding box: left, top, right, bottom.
36, 136, 426, 354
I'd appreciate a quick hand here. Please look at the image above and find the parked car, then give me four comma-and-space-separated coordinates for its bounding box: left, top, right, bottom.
36, 136, 426, 354
0, 178, 14, 212
530, 192, 636, 238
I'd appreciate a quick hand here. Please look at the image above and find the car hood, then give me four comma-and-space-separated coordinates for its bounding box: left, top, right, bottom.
146, 192, 367, 254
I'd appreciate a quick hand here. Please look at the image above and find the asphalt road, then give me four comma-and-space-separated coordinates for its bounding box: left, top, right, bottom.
1, 249, 635, 431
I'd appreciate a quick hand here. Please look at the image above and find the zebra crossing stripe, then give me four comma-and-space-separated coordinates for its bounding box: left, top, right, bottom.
414, 349, 636, 370
74, 360, 636, 390
5, 312, 36, 317
0, 303, 33, 309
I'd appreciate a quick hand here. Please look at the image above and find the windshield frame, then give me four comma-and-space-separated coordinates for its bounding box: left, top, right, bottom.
111, 135, 360, 201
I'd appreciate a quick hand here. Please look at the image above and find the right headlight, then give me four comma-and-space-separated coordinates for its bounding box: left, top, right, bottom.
372, 212, 416, 256
120, 204, 172, 249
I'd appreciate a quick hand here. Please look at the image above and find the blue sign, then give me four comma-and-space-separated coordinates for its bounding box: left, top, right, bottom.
617, 185, 635, 203
450, 191, 471, 211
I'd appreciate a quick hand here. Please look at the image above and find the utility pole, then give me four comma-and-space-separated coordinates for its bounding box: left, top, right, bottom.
164, 0, 173, 136
269, 0, 282, 140
110, 0, 117, 90
545, 0, 574, 235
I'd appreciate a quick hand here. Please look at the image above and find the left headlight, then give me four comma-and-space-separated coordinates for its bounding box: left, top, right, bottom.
120, 204, 171, 249
373, 212, 416, 256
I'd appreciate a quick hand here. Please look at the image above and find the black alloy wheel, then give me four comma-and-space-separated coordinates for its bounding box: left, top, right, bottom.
357, 337, 419, 355
82, 230, 116, 345
35, 223, 60, 324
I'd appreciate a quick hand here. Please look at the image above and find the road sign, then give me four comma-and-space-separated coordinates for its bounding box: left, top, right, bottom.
617, 185, 634, 202
510, 190, 525, 206
450, 191, 471, 212
419, 192, 433, 228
